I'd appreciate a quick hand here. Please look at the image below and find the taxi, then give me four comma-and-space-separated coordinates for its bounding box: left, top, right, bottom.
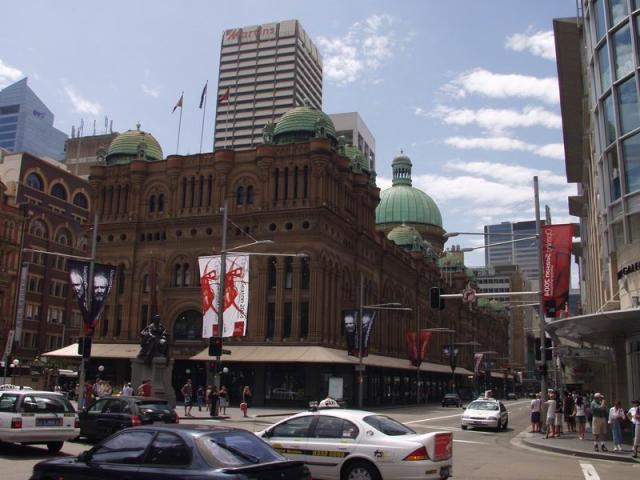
0, 389, 79, 453
256, 408, 452, 480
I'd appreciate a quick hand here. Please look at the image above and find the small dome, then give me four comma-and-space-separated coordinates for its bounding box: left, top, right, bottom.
344, 144, 369, 172
273, 101, 337, 144
105, 127, 163, 165
388, 224, 422, 247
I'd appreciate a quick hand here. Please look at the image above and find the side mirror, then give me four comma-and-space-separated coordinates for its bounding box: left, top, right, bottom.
78, 450, 92, 463
262, 429, 271, 439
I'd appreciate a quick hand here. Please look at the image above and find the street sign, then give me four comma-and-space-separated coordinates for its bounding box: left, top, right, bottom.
462, 288, 476, 304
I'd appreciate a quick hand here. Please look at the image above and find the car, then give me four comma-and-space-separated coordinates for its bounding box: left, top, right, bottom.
460, 399, 508, 432
79, 395, 179, 441
441, 393, 462, 408
256, 408, 453, 480
506, 393, 518, 400
0, 389, 79, 453
31, 424, 311, 480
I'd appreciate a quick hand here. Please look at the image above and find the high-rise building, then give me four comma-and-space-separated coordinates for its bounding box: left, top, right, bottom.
214, 20, 322, 151
484, 220, 540, 282
64, 132, 119, 178
0, 78, 67, 161
329, 112, 376, 171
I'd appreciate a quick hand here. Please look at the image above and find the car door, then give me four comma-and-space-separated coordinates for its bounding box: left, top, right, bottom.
136, 432, 195, 480
100, 399, 129, 437
306, 415, 359, 480
265, 415, 315, 464
499, 402, 508, 426
81, 398, 110, 439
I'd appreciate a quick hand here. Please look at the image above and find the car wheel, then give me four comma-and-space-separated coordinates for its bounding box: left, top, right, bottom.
47, 441, 63, 454
495, 419, 502, 432
342, 460, 380, 480
461, 425, 468, 430
504, 418, 508, 429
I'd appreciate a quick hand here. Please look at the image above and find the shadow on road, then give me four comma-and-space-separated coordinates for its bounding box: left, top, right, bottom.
0, 442, 72, 460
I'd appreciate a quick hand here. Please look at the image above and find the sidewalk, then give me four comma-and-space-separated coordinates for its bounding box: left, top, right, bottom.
520, 428, 639, 464
177, 405, 302, 422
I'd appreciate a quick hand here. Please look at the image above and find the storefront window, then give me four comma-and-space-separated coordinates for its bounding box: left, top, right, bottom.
300, 302, 309, 337
613, 23, 633, 79
608, 148, 622, 200
609, 0, 629, 27
266, 302, 275, 339
629, 212, 640, 241
612, 221, 625, 247
618, 77, 640, 134
173, 310, 202, 340
598, 44, 611, 93
623, 132, 640, 193
603, 93, 617, 145
283, 303, 292, 338
265, 365, 306, 401
594, 0, 607, 40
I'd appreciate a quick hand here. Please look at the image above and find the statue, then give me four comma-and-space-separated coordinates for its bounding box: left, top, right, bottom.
137, 314, 169, 363
262, 123, 274, 144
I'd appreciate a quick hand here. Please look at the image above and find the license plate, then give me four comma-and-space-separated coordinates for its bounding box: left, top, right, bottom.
440, 466, 450, 479
36, 418, 62, 427
153, 420, 165, 425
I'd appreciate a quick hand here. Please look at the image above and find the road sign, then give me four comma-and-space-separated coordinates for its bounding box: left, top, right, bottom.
462, 288, 476, 304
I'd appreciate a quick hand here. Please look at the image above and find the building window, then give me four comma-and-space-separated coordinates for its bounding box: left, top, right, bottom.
182, 263, 191, 287
274, 168, 279, 201
26, 172, 44, 191
158, 193, 165, 212
613, 22, 633, 80
608, 0, 628, 27
594, 0, 607, 41
283, 302, 292, 338
300, 302, 309, 338
284, 167, 289, 200
73, 192, 88, 209
143, 274, 150, 293
198, 176, 204, 207
618, 77, 640, 134
268, 256, 277, 289
173, 310, 202, 341
266, 302, 275, 339
149, 195, 156, 213
303, 166, 309, 198
236, 186, 245, 205
597, 44, 611, 94
246, 185, 254, 204
285, 257, 293, 289
115, 305, 122, 337
181, 177, 187, 209
623, 132, 640, 193
301, 257, 310, 289
190, 177, 195, 208
56, 228, 72, 246
603, 93, 616, 145
174, 264, 182, 287
117, 264, 126, 295
29, 220, 48, 239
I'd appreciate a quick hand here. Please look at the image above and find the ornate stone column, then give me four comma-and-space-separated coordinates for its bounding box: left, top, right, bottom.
309, 263, 324, 341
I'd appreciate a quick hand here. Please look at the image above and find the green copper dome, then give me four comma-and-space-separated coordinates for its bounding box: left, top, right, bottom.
388, 224, 423, 248
376, 152, 442, 228
105, 126, 163, 165
273, 100, 337, 144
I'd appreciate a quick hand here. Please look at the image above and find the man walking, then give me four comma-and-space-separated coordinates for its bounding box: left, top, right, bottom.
181, 379, 193, 417
591, 393, 608, 452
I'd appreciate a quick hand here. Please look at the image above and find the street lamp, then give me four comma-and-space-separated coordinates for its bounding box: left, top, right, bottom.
97, 365, 104, 379
10, 359, 20, 386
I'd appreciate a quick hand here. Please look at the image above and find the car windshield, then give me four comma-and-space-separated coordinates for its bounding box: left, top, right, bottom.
467, 401, 499, 411
0, 394, 19, 412
196, 431, 283, 467
363, 415, 415, 436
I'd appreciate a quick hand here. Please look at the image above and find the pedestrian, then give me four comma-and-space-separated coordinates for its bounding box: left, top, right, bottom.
205, 385, 213, 412
103, 381, 113, 397
573, 395, 587, 440
137, 379, 152, 397
628, 399, 640, 458
84, 381, 93, 409
554, 391, 564, 437
209, 386, 219, 417
241, 385, 252, 418
121, 382, 133, 396
545, 392, 557, 439
530, 393, 542, 433
590, 393, 608, 452
608, 399, 626, 452
564, 391, 575, 433
219, 385, 229, 415
181, 379, 193, 417
196, 386, 205, 412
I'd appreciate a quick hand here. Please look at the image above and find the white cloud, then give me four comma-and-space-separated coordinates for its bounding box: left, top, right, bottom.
141, 84, 160, 98
0, 59, 23, 88
430, 105, 561, 133
445, 161, 568, 186
505, 30, 556, 60
444, 135, 564, 160
443, 68, 559, 104
64, 86, 101, 115
318, 14, 396, 85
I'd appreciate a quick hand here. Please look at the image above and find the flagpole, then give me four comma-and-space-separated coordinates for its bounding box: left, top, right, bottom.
176, 91, 184, 154
199, 82, 208, 153
224, 97, 229, 149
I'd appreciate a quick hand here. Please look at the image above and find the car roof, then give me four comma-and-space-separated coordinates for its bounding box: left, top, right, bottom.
126, 424, 248, 436
0, 390, 64, 395
292, 409, 379, 421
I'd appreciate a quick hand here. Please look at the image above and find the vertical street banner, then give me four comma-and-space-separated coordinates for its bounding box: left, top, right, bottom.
474, 353, 484, 375
14, 262, 29, 344
359, 309, 376, 357
199, 254, 249, 338
68, 260, 116, 336
405, 330, 433, 366
343, 310, 358, 356
541, 224, 573, 319
342, 309, 376, 357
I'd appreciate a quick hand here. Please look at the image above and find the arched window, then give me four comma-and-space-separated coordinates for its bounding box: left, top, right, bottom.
268, 256, 277, 289
174, 264, 182, 287
149, 195, 156, 213
29, 219, 48, 239
73, 192, 88, 209
158, 193, 165, 212
78, 236, 89, 252
173, 310, 202, 341
55, 228, 72, 246
236, 186, 245, 205
301, 257, 310, 289
247, 186, 254, 205
26, 172, 44, 190
182, 263, 191, 287
181, 177, 187, 209
51, 183, 67, 201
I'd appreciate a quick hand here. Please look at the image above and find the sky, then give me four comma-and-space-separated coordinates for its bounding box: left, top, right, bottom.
0, 0, 579, 268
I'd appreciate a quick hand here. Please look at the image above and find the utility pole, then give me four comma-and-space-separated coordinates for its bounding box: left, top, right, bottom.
534, 177, 547, 408
213, 199, 228, 389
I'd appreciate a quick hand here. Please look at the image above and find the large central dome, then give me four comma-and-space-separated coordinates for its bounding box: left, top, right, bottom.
273, 100, 337, 144
105, 125, 163, 165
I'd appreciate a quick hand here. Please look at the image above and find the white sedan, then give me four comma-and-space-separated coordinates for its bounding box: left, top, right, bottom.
256, 408, 452, 480
460, 399, 509, 432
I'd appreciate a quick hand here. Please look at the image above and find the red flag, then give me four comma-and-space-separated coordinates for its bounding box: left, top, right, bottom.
405, 330, 432, 366
217, 88, 230, 104
541, 224, 573, 318
172, 93, 183, 113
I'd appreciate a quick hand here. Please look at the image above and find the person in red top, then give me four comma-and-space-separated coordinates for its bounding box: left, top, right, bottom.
84, 382, 94, 409
137, 379, 152, 397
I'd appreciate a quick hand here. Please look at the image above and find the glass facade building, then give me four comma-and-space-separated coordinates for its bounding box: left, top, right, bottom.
484, 220, 541, 282
0, 78, 67, 161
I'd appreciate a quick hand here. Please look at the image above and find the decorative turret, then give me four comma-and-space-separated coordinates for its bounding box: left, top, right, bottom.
104, 124, 163, 166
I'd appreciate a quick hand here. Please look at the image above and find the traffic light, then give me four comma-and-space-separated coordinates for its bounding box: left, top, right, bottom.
209, 336, 223, 357
430, 287, 445, 310
77, 337, 92, 358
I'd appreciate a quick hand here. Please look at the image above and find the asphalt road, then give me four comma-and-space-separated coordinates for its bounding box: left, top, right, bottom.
1, 400, 636, 479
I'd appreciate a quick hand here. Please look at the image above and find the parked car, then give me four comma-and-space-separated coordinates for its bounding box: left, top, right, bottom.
506, 393, 518, 400
257, 408, 453, 480
31, 424, 311, 480
0, 389, 79, 453
79, 395, 178, 441
460, 399, 509, 432
441, 393, 462, 408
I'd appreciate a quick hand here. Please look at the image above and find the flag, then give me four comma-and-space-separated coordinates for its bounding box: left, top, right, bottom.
172, 93, 183, 113
199, 82, 208, 109
405, 330, 432, 366
68, 260, 116, 336
217, 88, 230, 104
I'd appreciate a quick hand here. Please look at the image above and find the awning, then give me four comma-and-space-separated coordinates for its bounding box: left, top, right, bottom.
190, 345, 472, 375
42, 343, 140, 359
546, 308, 640, 344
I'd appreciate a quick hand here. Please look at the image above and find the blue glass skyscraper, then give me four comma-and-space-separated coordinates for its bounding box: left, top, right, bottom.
0, 78, 67, 160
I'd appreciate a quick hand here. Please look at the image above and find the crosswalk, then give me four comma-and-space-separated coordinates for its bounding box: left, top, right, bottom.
579, 462, 600, 480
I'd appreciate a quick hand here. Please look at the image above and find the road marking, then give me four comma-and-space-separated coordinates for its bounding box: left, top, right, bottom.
454, 439, 487, 444
406, 413, 462, 424
580, 463, 600, 480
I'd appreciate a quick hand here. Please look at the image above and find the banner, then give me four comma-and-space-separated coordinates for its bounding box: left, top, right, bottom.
14, 262, 29, 344
199, 254, 249, 338
405, 330, 433, 366
68, 260, 116, 336
541, 224, 573, 319
474, 353, 484, 375
343, 309, 376, 357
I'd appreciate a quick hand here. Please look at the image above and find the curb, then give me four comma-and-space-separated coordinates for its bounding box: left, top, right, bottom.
520, 434, 639, 464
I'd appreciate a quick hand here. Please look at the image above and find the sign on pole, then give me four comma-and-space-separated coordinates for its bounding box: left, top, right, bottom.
14, 262, 29, 344
462, 288, 476, 304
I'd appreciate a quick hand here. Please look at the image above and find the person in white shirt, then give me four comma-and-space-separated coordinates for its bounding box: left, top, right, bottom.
121, 382, 133, 396
627, 399, 640, 458
530, 393, 541, 433
608, 400, 626, 451
545, 392, 557, 439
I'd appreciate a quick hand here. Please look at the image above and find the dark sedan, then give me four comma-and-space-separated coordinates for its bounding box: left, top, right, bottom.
31, 424, 311, 480
79, 396, 178, 441
441, 393, 462, 407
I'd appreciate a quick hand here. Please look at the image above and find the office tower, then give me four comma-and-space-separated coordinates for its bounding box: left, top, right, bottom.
64, 132, 119, 178
329, 112, 376, 171
214, 20, 322, 151
0, 78, 67, 161
484, 220, 540, 282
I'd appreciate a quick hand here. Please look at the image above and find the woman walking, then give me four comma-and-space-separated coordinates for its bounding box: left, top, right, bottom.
608, 400, 626, 451
219, 385, 229, 415
241, 385, 252, 418
573, 395, 587, 440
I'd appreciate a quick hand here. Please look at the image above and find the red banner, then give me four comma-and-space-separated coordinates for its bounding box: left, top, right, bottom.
541, 224, 573, 318
405, 331, 432, 366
